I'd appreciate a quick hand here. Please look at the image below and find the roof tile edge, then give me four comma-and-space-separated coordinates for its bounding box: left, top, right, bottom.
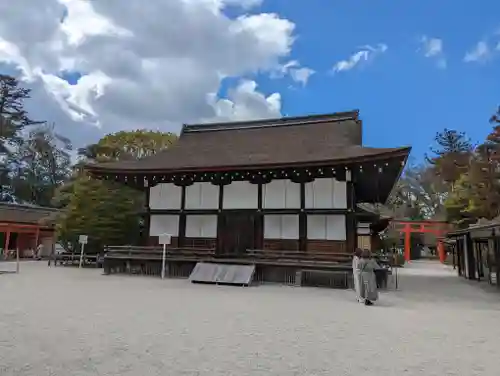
182, 110, 360, 134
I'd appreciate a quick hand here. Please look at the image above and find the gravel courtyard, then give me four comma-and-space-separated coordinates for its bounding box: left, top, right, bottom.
1, 261, 499, 376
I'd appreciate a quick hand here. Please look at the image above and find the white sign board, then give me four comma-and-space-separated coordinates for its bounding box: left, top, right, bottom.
79, 235, 88, 244
158, 234, 171, 245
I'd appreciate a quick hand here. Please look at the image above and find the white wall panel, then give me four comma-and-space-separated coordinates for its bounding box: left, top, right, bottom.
263, 180, 300, 209
333, 180, 347, 209
264, 215, 282, 239
149, 215, 179, 237
305, 178, 347, 209
185, 182, 219, 209
149, 183, 182, 210
326, 215, 346, 240
307, 215, 346, 240
223, 181, 258, 209
264, 215, 299, 240
307, 215, 326, 240
186, 215, 218, 238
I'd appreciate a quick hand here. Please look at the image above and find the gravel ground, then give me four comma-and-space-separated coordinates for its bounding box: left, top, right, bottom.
1, 261, 499, 376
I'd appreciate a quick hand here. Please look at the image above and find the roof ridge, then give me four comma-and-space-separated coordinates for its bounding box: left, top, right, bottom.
182, 110, 359, 134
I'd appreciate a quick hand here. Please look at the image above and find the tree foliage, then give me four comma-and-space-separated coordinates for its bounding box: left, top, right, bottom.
54, 130, 177, 252
443, 107, 500, 226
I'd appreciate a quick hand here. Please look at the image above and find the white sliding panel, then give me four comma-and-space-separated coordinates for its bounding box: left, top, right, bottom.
263, 180, 300, 209
307, 215, 346, 240
305, 178, 347, 209
186, 215, 218, 238
264, 215, 299, 240
307, 215, 327, 240
326, 215, 346, 240
185, 182, 219, 210
333, 180, 347, 209
223, 181, 258, 209
149, 215, 179, 237
149, 183, 182, 210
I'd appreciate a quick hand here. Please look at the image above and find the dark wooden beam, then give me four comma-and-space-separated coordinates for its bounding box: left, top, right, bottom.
178, 186, 187, 247
346, 178, 357, 252
216, 184, 225, 254
299, 182, 307, 252
143, 184, 151, 246
148, 208, 349, 215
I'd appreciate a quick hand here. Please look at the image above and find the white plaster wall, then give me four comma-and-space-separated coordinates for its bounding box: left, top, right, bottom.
186, 215, 218, 238
150, 215, 179, 237
307, 215, 346, 241
149, 183, 182, 210
223, 181, 258, 209
264, 215, 299, 240
305, 178, 347, 209
185, 182, 219, 210
263, 180, 301, 209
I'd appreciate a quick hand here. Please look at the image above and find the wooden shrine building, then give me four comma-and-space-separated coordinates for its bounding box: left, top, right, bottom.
0, 203, 59, 258
86, 111, 410, 261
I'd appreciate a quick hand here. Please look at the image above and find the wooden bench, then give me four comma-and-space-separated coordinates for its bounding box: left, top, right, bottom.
103, 246, 216, 276
245, 249, 352, 264
53, 252, 102, 267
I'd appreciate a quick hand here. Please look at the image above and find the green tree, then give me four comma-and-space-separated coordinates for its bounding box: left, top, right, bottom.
426, 128, 473, 187
445, 108, 500, 225
0, 75, 44, 202
11, 123, 72, 206
54, 129, 177, 252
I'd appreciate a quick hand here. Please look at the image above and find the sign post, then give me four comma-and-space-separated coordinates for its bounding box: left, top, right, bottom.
158, 234, 171, 279
78, 235, 88, 269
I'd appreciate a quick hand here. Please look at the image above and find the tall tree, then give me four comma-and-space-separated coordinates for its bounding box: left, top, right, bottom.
54, 130, 177, 252
444, 108, 500, 225
427, 128, 473, 186
386, 161, 447, 220
0, 75, 44, 202
11, 123, 72, 206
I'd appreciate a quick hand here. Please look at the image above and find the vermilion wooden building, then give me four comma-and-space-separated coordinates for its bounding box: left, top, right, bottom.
86, 111, 410, 256
0, 203, 58, 258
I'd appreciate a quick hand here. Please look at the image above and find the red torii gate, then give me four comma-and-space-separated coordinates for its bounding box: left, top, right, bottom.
391, 220, 450, 263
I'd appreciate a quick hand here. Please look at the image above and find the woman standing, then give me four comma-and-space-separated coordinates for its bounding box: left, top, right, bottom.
357, 249, 380, 306
352, 248, 363, 302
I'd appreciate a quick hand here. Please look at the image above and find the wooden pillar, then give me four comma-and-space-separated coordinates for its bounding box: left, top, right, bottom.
345, 178, 357, 253
465, 233, 476, 280
143, 181, 151, 246
437, 239, 445, 263
404, 224, 411, 262
178, 185, 187, 247
452, 243, 456, 270
216, 184, 225, 254
35, 227, 40, 248
494, 233, 500, 289
3, 227, 11, 258
299, 182, 307, 252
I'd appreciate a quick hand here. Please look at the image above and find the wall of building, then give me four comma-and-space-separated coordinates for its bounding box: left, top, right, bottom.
148, 178, 349, 251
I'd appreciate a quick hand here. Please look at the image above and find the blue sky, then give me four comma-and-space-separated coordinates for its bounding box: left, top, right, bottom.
227, 0, 500, 160
1, 0, 498, 159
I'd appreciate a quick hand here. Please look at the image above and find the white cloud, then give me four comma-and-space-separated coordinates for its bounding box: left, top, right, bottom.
271, 60, 315, 86
464, 41, 490, 62
0, 0, 295, 147
418, 36, 446, 69
208, 80, 281, 121
332, 44, 387, 73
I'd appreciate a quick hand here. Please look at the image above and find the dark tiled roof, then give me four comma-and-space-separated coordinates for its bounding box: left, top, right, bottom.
86, 111, 410, 173
0, 203, 59, 226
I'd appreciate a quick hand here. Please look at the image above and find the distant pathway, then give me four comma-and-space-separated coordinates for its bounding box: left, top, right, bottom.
0, 261, 499, 376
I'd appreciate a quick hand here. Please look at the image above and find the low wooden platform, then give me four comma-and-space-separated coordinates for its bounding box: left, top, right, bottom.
103, 246, 391, 289
53, 252, 103, 268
